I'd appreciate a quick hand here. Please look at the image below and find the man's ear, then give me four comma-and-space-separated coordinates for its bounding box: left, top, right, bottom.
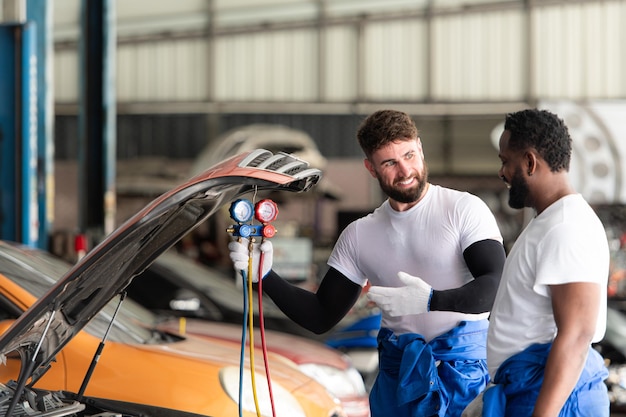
364, 158, 377, 178
417, 137, 424, 157
525, 151, 538, 176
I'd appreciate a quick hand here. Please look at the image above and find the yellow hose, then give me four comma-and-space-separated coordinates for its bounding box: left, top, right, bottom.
247, 244, 262, 417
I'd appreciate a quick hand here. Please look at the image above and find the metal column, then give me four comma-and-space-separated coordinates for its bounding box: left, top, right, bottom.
78, 0, 116, 246
0, 22, 39, 247
27, 0, 53, 250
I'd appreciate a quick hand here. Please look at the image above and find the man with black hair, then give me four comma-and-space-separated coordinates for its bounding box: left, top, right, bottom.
230, 109, 506, 417
463, 108, 610, 417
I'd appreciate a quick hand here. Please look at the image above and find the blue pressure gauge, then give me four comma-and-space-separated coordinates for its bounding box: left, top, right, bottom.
229, 199, 254, 223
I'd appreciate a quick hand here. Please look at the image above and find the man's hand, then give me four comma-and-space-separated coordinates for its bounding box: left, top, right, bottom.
367, 272, 433, 316
228, 238, 273, 283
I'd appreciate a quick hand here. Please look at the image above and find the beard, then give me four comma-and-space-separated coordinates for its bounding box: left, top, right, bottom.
376, 164, 429, 204
507, 167, 530, 209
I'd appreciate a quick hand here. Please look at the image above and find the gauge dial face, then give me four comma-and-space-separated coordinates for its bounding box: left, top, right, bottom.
262, 224, 276, 238
229, 199, 254, 223
255, 199, 279, 223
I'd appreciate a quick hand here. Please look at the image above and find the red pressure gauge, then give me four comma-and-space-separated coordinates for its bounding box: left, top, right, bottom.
254, 199, 279, 223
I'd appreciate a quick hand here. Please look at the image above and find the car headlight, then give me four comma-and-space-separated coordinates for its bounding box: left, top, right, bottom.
298, 364, 367, 398
219, 366, 306, 417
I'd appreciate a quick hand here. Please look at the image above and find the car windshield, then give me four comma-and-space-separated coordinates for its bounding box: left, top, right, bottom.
0, 242, 163, 344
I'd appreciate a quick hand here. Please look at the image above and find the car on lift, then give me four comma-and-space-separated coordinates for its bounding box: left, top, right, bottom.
191, 124, 332, 192
125, 250, 370, 417
0, 150, 346, 417
190, 123, 341, 286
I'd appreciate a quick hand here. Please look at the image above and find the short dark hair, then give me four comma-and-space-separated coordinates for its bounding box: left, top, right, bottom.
504, 109, 572, 172
357, 110, 418, 158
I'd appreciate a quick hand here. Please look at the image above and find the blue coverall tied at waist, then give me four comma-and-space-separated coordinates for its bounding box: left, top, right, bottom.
370, 320, 490, 417
483, 343, 609, 417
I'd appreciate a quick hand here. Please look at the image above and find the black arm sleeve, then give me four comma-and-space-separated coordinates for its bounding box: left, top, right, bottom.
429, 238, 506, 314
259, 267, 363, 334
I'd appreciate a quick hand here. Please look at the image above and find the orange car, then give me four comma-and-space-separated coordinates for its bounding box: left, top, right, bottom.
0, 150, 346, 417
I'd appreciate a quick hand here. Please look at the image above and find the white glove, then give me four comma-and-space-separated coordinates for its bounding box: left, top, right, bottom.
367, 271, 433, 316
228, 238, 273, 283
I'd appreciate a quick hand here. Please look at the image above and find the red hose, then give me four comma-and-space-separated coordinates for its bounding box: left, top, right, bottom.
258, 250, 277, 417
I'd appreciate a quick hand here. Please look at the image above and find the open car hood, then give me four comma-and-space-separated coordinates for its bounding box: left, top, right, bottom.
0, 149, 321, 386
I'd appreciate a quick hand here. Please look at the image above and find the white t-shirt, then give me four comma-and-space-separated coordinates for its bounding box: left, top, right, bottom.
487, 194, 609, 377
328, 184, 503, 341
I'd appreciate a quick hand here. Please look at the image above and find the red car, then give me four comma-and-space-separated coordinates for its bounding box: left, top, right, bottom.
159, 319, 370, 417
127, 249, 370, 417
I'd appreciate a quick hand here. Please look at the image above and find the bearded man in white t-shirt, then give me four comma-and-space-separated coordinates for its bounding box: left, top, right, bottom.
230, 110, 506, 417
463, 109, 610, 417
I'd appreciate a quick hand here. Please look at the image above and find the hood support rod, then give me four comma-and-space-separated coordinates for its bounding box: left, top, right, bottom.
77, 292, 126, 401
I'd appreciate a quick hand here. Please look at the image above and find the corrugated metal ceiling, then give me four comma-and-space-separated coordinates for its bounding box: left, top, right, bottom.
53, 0, 524, 40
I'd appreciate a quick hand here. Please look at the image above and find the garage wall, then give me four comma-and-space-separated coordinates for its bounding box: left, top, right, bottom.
48, 0, 626, 195
53, 0, 626, 106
